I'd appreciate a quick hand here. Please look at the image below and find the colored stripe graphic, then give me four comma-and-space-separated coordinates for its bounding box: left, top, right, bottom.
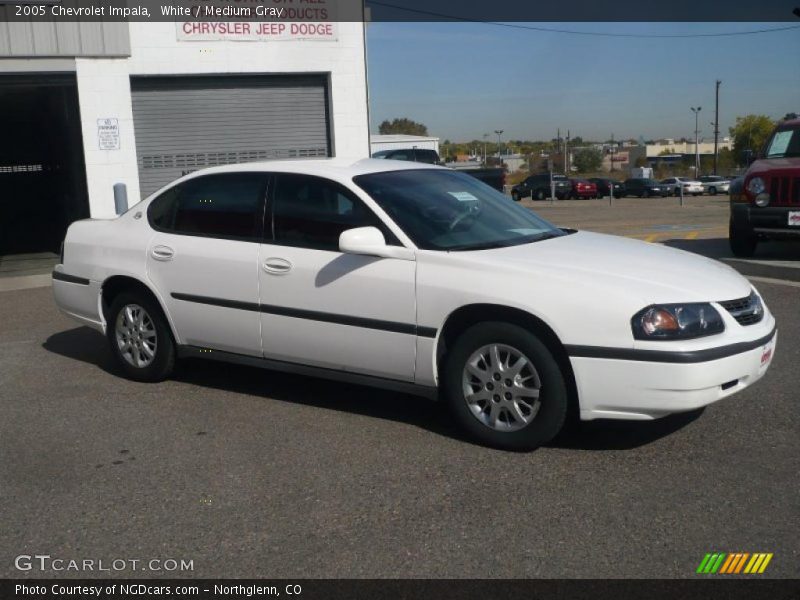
700, 552, 773, 574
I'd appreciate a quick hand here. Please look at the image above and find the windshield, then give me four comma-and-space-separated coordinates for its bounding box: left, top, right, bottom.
353, 169, 566, 251
764, 127, 800, 158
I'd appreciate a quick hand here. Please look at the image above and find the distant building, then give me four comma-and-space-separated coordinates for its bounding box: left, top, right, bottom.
370, 134, 440, 155
646, 138, 732, 158
499, 153, 527, 173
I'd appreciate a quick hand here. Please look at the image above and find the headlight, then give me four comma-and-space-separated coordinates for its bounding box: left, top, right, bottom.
747, 177, 766, 195
631, 303, 725, 340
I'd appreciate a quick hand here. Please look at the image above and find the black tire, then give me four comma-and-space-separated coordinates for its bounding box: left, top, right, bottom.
729, 219, 757, 258
106, 291, 176, 382
442, 322, 568, 451
709, 186, 717, 195
511, 190, 521, 202
641, 190, 649, 198
536, 189, 546, 201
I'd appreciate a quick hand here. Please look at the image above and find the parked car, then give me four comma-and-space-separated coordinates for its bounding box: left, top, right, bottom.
588, 177, 625, 198
372, 148, 442, 165
373, 148, 505, 192
660, 177, 704, 196
53, 159, 776, 450
511, 173, 570, 201
623, 178, 670, 198
568, 178, 598, 199
698, 175, 731, 195
729, 117, 800, 257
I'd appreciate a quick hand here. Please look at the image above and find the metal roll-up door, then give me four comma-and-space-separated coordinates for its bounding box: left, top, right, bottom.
131, 75, 331, 198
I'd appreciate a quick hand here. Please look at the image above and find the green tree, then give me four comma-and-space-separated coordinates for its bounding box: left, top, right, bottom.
572, 147, 603, 173
729, 115, 775, 163
378, 118, 428, 136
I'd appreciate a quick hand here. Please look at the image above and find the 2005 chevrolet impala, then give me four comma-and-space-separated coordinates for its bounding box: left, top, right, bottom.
52, 159, 776, 449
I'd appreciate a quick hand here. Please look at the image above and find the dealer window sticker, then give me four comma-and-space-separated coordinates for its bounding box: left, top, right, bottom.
767, 131, 793, 157
448, 191, 479, 202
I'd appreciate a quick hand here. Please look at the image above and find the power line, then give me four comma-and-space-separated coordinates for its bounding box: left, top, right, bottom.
367, 1, 800, 38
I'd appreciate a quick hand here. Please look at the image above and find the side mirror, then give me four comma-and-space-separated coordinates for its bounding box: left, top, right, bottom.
339, 227, 414, 261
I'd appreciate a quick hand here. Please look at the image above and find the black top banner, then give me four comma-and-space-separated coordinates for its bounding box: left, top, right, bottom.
0, 0, 799, 22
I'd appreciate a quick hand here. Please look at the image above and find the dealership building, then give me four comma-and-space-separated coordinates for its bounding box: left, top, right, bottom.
0, 11, 369, 256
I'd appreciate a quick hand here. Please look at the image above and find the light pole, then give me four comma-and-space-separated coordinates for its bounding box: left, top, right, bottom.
713, 80, 721, 175
690, 106, 702, 175
494, 130, 504, 163
483, 133, 489, 165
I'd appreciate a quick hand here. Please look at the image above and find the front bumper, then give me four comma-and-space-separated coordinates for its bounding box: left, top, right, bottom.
570, 326, 777, 421
731, 204, 800, 237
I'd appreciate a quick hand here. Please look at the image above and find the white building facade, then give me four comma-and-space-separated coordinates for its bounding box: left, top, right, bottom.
0, 10, 369, 254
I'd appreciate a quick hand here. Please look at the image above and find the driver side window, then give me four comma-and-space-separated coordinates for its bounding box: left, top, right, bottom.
270, 174, 400, 251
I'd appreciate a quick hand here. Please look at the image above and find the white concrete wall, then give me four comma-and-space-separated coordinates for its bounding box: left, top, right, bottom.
75, 58, 141, 218
76, 18, 369, 216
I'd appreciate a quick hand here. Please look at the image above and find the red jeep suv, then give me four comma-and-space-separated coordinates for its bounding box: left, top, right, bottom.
729, 118, 800, 257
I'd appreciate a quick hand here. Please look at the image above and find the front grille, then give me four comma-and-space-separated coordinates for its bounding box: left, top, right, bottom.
769, 176, 800, 205
718, 292, 764, 326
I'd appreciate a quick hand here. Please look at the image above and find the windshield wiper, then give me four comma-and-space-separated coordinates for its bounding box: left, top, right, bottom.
446, 240, 511, 251
446, 231, 565, 251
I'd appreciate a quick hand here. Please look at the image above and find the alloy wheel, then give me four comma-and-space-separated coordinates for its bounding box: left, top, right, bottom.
461, 343, 542, 432
115, 303, 158, 368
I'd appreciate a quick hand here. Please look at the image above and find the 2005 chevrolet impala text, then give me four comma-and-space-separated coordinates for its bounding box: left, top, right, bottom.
52, 159, 777, 449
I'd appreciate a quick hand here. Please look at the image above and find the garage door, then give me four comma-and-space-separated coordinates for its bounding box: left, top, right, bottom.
131, 75, 331, 198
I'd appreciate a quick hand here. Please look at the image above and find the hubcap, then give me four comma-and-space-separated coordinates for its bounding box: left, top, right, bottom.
115, 304, 157, 368
462, 344, 542, 432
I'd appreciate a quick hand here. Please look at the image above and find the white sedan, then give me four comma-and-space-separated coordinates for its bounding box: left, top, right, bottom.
52, 159, 777, 450
661, 177, 705, 196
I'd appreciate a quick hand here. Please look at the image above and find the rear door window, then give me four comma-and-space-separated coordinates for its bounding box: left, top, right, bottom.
148, 173, 267, 241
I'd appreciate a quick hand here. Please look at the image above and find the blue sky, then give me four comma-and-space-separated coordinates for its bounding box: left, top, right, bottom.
366, 22, 800, 142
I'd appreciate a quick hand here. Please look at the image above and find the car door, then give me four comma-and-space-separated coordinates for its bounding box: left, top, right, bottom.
258, 173, 417, 382
146, 172, 267, 356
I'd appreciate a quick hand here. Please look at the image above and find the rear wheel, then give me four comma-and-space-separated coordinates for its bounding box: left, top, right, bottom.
107, 292, 176, 382
709, 186, 717, 195
443, 322, 568, 450
641, 190, 649, 198
511, 190, 521, 202
536, 189, 546, 201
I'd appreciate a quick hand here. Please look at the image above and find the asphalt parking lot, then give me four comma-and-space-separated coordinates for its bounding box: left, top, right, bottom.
1, 197, 798, 579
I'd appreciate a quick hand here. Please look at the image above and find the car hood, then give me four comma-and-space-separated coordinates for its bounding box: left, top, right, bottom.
471, 231, 751, 304
748, 157, 800, 174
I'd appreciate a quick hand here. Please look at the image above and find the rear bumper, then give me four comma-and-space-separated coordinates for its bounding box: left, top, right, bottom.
571, 327, 777, 421
52, 267, 104, 332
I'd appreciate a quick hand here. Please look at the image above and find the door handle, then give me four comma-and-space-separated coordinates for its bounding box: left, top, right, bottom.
263, 257, 292, 275
151, 245, 175, 261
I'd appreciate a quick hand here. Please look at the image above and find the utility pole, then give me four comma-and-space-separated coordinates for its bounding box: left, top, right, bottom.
564, 130, 570, 173
713, 80, 721, 175
482, 133, 489, 166
690, 107, 702, 175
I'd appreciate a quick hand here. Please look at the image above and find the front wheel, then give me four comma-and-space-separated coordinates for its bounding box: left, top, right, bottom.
107, 292, 176, 382
709, 186, 717, 195
536, 189, 546, 201
442, 322, 568, 450
511, 190, 521, 201
729, 219, 758, 258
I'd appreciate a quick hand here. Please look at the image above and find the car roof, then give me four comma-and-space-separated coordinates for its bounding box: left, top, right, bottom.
178, 158, 442, 181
